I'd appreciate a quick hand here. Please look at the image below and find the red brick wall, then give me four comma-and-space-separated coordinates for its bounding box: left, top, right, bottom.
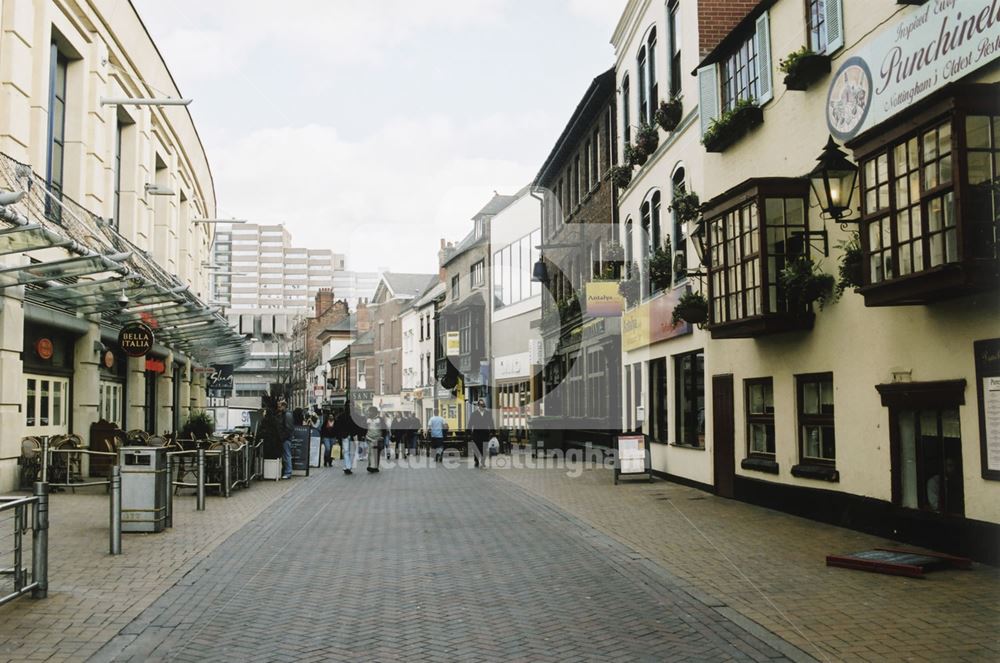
698, 0, 760, 58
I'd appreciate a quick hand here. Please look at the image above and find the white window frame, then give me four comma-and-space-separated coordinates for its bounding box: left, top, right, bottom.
25, 374, 70, 437
99, 381, 124, 426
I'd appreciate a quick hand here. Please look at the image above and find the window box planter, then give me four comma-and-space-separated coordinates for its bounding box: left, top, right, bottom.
791, 464, 839, 482
610, 165, 633, 190
702, 102, 763, 153
742, 457, 779, 474
654, 98, 683, 132
781, 52, 831, 91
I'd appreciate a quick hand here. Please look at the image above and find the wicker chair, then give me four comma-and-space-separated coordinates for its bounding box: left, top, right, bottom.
18, 437, 41, 491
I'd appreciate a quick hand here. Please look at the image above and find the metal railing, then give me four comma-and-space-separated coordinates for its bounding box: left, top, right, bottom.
0, 483, 48, 607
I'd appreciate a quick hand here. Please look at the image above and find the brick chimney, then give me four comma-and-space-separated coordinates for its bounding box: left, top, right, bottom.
355, 299, 371, 333
315, 288, 335, 318
698, 0, 759, 58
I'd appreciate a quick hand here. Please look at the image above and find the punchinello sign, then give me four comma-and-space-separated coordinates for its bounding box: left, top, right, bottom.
828, 0, 1000, 141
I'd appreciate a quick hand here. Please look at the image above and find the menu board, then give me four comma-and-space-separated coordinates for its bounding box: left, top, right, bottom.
290, 426, 311, 475
974, 339, 1000, 480
615, 435, 650, 484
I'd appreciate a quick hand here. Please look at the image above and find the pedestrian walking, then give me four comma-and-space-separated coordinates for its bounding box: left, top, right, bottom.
319, 413, 338, 468
334, 404, 363, 475
276, 398, 295, 480
406, 412, 419, 458
468, 399, 493, 469
366, 406, 386, 473
427, 411, 446, 463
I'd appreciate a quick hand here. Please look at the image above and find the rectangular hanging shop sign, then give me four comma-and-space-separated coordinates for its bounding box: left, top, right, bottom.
827, 0, 1000, 142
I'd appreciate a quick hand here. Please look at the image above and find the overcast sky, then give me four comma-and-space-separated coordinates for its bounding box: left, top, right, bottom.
133, 0, 627, 275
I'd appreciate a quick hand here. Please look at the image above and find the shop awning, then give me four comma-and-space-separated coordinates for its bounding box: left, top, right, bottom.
0, 153, 249, 366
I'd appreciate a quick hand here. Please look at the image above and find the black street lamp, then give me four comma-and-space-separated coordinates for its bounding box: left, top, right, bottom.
809, 136, 859, 223
689, 219, 708, 268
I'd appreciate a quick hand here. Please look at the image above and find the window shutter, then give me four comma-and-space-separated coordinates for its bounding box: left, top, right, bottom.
755, 11, 773, 104
823, 0, 845, 53
697, 65, 720, 137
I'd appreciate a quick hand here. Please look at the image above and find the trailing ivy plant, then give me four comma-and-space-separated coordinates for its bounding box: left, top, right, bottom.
779, 257, 838, 311
837, 233, 863, 296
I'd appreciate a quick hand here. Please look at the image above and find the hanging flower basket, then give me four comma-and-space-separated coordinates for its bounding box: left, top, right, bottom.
610, 165, 634, 189
624, 143, 647, 167
671, 291, 708, 326
780, 47, 831, 91
654, 98, 683, 132
604, 241, 625, 262
668, 189, 701, 224
635, 123, 660, 157
618, 263, 641, 307
702, 99, 763, 153
836, 233, 863, 295
780, 257, 838, 311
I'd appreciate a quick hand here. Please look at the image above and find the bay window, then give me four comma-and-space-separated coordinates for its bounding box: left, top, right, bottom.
704, 178, 812, 338
853, 85, 1000, 306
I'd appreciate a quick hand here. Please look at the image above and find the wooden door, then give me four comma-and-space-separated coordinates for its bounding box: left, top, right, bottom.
712, 374, 735, 498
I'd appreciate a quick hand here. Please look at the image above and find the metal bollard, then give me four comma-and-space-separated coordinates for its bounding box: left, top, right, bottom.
196, 448, 206, 511
165, 456, 174, 529
31, 482, 48, 598
222, 445, 231, 498
109, 466, 121, 555
40, 437, 49, 483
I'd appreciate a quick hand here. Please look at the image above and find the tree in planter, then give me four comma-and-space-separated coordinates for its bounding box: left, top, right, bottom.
618, 262, 641, 307
779, 257, 838, 311
610, 164, 634, 189
654, 97, 683, 132
183, 410, 215, 440
667, 189, 701, 224
836, 233, 863, 296
645, 237, 673, 293
635, 123, 660, 157
671, 290, 709, 326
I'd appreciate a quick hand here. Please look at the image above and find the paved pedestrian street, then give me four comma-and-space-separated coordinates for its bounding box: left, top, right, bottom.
89, 460, 807, 663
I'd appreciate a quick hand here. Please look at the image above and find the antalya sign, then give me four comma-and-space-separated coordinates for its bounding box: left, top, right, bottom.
118, 323, 154, 357
827, 0, 1000, 142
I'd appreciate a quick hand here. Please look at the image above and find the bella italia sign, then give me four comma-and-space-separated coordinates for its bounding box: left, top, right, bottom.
827, 0, 1000, 141
118, 323, 154, 357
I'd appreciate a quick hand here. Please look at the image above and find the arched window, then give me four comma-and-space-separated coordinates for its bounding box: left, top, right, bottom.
621, 74, 631, 146
624, 218, 634, 276
637, 46, 648, 127
672, 168, 687, 281
647, 27, 658, 123
651, 191, 662, 250
640, 201, 652, 298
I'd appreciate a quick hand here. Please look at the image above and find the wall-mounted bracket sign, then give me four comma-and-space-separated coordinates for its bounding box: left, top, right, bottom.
119, 323, 154, 357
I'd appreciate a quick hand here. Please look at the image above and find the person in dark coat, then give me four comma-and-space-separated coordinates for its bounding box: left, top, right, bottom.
333, 403, 363, 475
467, 399, 493, 469
277, 399, 296, 479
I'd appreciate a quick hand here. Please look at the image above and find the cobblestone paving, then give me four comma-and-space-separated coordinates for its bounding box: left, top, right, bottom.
0, 479, 294, 663
90, 460, 810, 662
491, 451, 1000, 663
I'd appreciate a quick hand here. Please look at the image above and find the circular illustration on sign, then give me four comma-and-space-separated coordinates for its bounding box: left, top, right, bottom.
827, 57, 873, 142
35, 338, 53, 360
